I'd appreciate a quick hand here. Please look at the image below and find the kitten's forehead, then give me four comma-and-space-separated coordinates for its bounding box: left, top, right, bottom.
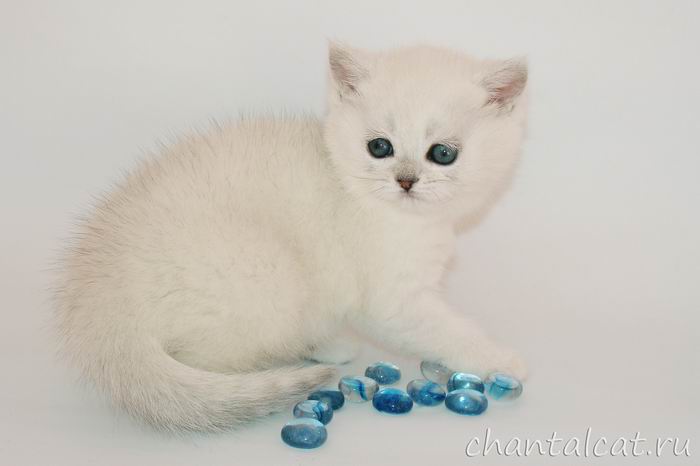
359, 46, 486, 129
361, 86, 477, 142
382, 48, 481, 89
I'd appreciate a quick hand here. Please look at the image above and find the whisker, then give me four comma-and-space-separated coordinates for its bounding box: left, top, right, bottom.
351, 174, 387, 182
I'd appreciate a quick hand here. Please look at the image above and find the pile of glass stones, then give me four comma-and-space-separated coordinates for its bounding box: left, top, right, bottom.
280, 360, 523, 449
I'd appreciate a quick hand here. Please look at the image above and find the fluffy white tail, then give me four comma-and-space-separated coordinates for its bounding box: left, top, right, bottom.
60, 333, 335, 432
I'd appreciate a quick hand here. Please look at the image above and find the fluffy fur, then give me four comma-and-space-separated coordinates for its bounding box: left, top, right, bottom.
53, 44, 529, 432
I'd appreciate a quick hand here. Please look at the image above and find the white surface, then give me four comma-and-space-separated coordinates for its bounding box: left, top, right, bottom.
1, 1, 699, 465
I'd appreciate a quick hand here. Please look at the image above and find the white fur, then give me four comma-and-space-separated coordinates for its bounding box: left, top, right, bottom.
52, 44, 528, 432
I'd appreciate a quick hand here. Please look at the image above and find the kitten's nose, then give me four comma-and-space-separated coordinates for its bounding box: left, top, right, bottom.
397, 177, 418, 192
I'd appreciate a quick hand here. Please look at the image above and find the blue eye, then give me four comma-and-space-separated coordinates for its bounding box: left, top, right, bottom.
367, 138, 394, 158
427, 144, 458, 165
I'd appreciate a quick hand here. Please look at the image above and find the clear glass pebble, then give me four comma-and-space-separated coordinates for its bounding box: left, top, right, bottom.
420, 360, 453, 385
445, 388, 488, 415
484, 373, 523, 400
406, 379, 446, 406
447, 372, 485, 393
280, 418, 328, 449
365, 361, 401, 385
293, 400, 333, 425
338, 375, 379, 402
308, 389, 345, 410
372, 388, 414, 414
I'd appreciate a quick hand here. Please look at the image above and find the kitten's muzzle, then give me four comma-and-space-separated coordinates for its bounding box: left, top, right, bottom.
396, 177, 418, 192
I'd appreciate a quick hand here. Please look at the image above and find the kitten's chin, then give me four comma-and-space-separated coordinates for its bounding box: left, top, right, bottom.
353, 183, 446, 216
381, 190, 440, 214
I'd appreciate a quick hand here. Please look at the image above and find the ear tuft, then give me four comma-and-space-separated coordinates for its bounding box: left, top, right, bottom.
328, 42, 369, 97
481, 58, 528, 109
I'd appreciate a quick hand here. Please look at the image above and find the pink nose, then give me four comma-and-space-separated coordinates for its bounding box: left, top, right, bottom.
397, 178, 417, 191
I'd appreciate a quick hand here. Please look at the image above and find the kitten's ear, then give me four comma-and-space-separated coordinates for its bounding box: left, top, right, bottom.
480, 58, 528, 110
328, 42, 370, 98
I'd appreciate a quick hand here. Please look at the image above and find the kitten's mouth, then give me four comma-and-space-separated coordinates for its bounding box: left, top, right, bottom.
372, 183, 431, 206
397, 189, 424, 203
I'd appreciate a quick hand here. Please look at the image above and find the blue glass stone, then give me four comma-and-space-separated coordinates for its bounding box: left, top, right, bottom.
365, 361, 402, 385
485, 373, 523, 400
280, 418, 328, 449
338, 375, 379, 402
308, 389, 345, 410
293, 400, 333, 425
447, 372, 485, 393
445, 389, 488, 415
372, 388, 414, 414
420, 360, 454, 385
407, 379, 446, 406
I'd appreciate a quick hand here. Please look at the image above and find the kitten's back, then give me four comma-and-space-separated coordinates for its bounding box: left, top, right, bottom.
52, 116, 340, 431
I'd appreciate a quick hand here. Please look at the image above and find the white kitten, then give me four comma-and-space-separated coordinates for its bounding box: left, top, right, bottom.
53, 43, 528, 432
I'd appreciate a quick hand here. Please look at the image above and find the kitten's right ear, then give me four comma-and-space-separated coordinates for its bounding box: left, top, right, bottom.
480, 58, 528, 111
328, 42, 370, 99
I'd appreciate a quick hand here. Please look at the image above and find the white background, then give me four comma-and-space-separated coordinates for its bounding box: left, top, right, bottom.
1, 1, 698, 465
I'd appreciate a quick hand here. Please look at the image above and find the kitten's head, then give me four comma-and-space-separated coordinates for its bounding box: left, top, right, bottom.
323, 43, 528, 222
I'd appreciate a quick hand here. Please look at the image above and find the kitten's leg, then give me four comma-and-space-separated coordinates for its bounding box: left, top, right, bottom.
308, 334, 360, 365
355, 291, 527, 379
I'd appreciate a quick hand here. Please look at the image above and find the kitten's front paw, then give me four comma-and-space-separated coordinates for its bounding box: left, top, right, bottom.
449, 348, 528, 381
491, 349, 528, 380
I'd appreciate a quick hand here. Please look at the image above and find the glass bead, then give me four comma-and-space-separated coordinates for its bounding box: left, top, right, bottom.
365, 361, 401, 385
406, 379, 446, 406
420, 360, 453, 385
484, 373, 523, 400
308, 389, 345, 410
372, 388, 413, 414
338, 375, 379, 402
281, 418, 327, 449
293, 400, 333, 425
445, 388, 488, 415
447, 372, 485, 393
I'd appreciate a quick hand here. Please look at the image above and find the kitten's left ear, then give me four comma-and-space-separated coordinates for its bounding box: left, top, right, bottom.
328, 41, 371, 99
480, 58, 528, 110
